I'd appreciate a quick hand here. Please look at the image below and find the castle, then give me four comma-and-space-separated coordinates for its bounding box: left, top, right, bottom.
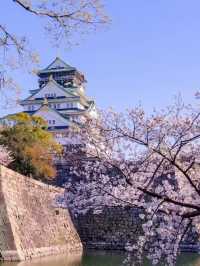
20, 57, 97, 144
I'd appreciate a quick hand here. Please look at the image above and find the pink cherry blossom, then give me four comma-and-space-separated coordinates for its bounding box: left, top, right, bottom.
0, 145, 12, 166
64, 97, 200, 265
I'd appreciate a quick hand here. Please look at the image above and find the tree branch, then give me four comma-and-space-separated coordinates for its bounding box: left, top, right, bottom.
13, 0, 106, 24
138, 186, 200, 211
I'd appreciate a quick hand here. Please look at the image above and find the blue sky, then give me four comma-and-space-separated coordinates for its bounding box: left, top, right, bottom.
1, 1, 200, 114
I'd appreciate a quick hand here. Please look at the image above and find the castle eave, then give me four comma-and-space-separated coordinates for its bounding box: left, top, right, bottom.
20, 96, 81, 105
38, 68, 76, 75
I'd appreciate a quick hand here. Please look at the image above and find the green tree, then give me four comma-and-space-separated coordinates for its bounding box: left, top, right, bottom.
0, 112, 62, 180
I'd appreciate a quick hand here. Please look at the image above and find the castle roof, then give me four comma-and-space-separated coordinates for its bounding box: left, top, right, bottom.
38, 57, 76, 75
20, 77, 78, 104
33, 103, 71, 129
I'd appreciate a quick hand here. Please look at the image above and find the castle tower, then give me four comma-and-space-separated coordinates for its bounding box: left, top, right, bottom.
20, 57, 96, 144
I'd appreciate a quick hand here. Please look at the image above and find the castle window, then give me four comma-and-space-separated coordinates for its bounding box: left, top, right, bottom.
52, 103, 59, 109
66, 102, 74, 109
48, 120, 55, 125
28, 105, 35, 111
45, 93, 56, 98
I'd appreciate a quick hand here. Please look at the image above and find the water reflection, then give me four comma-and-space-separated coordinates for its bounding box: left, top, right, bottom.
82, 250, 124, 266
82, 251, 200, 266
0, 252, 82, 266
1, 251, 200, 266
176, 253, 200, 266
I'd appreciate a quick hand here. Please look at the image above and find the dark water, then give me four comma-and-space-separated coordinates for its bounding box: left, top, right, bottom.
0, 251, 200, 266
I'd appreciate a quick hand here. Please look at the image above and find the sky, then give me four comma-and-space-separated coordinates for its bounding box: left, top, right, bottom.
1, 1, 200, 115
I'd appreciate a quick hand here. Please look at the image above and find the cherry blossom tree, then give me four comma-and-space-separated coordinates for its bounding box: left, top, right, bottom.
0, 145, 12, 166
1, 0, 108, 65
64, 97, 200, 265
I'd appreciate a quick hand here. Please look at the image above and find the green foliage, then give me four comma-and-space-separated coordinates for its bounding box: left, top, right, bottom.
0, 112, 62, 180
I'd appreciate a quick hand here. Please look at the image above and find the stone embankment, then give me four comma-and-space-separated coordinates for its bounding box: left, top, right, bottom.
74, 206, 200, 252
0, 165, 82, 261
74, 206, 143, 250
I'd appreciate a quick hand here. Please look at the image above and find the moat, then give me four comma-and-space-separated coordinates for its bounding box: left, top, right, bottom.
1, 251, 200, 266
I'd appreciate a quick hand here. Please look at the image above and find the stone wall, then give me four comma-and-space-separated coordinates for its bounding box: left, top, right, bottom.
74, 206, 143, 250
74, 206, 200, 252
0, 165, 82, 261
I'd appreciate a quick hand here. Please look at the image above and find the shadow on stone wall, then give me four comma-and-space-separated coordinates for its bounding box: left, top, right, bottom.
73, 206, 200, 252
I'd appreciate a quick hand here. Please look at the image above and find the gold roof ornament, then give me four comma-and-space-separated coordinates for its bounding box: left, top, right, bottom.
43, 97, 49, 106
